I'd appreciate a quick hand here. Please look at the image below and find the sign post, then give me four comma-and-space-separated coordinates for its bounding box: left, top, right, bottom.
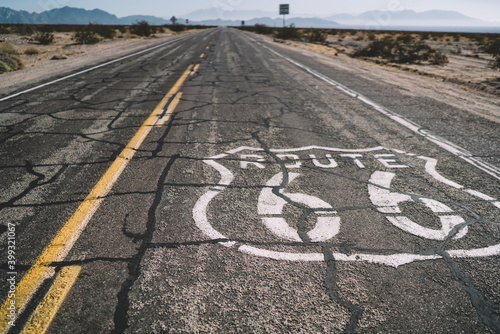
279, 4, 289, 28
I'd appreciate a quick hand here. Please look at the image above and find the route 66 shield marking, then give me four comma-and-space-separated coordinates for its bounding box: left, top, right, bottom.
193, 146, 500, 267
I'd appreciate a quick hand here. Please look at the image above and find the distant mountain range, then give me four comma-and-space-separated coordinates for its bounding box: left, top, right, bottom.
324, 10, 490, 27
1, 6, 499, 32
184, 8, 498, 28
0, 6, 171, 25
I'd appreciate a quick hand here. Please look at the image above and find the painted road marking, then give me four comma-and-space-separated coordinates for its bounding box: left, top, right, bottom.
0, 65, 194, 332
244, 36, 500, 181
200, 53, 205, 58
259, 172, 340, 242
193, 146, 500, 267
369, 171, 468, 240
21, 266, 81, 334
0, 36, 193, 103
155, 92, 183, 127
190, 64, 200, 76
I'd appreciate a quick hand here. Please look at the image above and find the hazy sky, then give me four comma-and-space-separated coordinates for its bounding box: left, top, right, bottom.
2, 0, 499, 22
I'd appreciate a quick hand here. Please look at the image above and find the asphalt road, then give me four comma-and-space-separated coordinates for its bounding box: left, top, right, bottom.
1, 27, 499, 333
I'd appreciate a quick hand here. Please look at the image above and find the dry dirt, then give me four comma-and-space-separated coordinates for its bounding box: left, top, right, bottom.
0, 30, 193, 95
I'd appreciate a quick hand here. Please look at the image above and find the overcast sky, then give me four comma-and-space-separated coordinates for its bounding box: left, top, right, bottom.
2, 0, 500, 22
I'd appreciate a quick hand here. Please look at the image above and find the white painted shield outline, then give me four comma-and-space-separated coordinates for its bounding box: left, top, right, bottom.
193, 146, 500, 268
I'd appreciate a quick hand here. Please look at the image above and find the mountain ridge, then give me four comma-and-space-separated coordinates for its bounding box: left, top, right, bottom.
0, 6, 499, 31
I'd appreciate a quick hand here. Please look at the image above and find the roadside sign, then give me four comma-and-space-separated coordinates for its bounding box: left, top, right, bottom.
280, 4, 289, 15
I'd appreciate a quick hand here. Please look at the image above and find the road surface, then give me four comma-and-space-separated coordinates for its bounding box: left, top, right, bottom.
1, 27, 500, 333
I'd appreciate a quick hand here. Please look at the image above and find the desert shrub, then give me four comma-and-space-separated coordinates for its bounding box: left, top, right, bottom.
89, 24, 115, 39
308, 30, 327, 43
74, 30, 100, 44
484, 39, 500, 55
24, 47, 40, 55
0, 61, 10, 73
419, 32, 430, 40
367, 33, 376, 41
484, 39, 500, 69
51, 54, 67, 60
0, 54, 23, 71
0, 43, 16, 54
274, 25, 302, 40
355, 35, 448, 65
131, 21, 152, 37
355, 36, 394, 58
254, 24, 273, 35
472, 34, 485, 44
35, 32, 55, 45
490, 58, 500, 69
427, 50, 449, 65
0, 25, 10, 34
169, 24, 185, 32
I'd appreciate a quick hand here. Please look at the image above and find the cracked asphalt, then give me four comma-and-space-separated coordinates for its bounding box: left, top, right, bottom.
1, 27, 500, 333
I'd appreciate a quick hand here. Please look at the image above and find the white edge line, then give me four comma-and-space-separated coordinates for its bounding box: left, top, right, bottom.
255, 39, 500, 181
0, 35, 189, 102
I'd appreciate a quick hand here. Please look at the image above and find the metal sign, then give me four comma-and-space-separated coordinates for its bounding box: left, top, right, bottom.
280, 4, 289, 15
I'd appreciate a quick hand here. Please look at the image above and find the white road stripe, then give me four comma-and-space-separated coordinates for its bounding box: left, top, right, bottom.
0, 35, 193, 102
247, 37, 500, 181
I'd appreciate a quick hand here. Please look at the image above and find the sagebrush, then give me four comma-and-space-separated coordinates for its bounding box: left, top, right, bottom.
355, 35, 448, 65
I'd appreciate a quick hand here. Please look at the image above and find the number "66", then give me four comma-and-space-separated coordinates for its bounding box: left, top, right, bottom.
258, 171, 467, 242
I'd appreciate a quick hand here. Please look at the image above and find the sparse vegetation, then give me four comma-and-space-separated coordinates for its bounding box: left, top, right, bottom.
131, 21, 152, 37
0, 25, 11, 34
308, 30, 327, 43
24, 47, 40, 55
355, 34, 448, 65
0, 43, 23, 73
35, 32, 55, 45
0, 54, 23, 73
0, 23, 215, 76
253, 24, 273, 35
89, 24, 116, 39
74, 30, 100, 44
169, 24, 186, 33
51, 54, 67, 60
0, 43, 16, 55
484, 39, 500, 69
274, 25, 302, 40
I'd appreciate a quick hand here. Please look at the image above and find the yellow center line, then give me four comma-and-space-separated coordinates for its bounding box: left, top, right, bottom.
190, 64, 200, 76
156, 92, 183, 127
21, 266, 81, 334
0, 64, 194, 333
200, 53, 205, 58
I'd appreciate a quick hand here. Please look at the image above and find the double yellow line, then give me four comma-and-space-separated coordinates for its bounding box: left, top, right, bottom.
0, 64, 197, 333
